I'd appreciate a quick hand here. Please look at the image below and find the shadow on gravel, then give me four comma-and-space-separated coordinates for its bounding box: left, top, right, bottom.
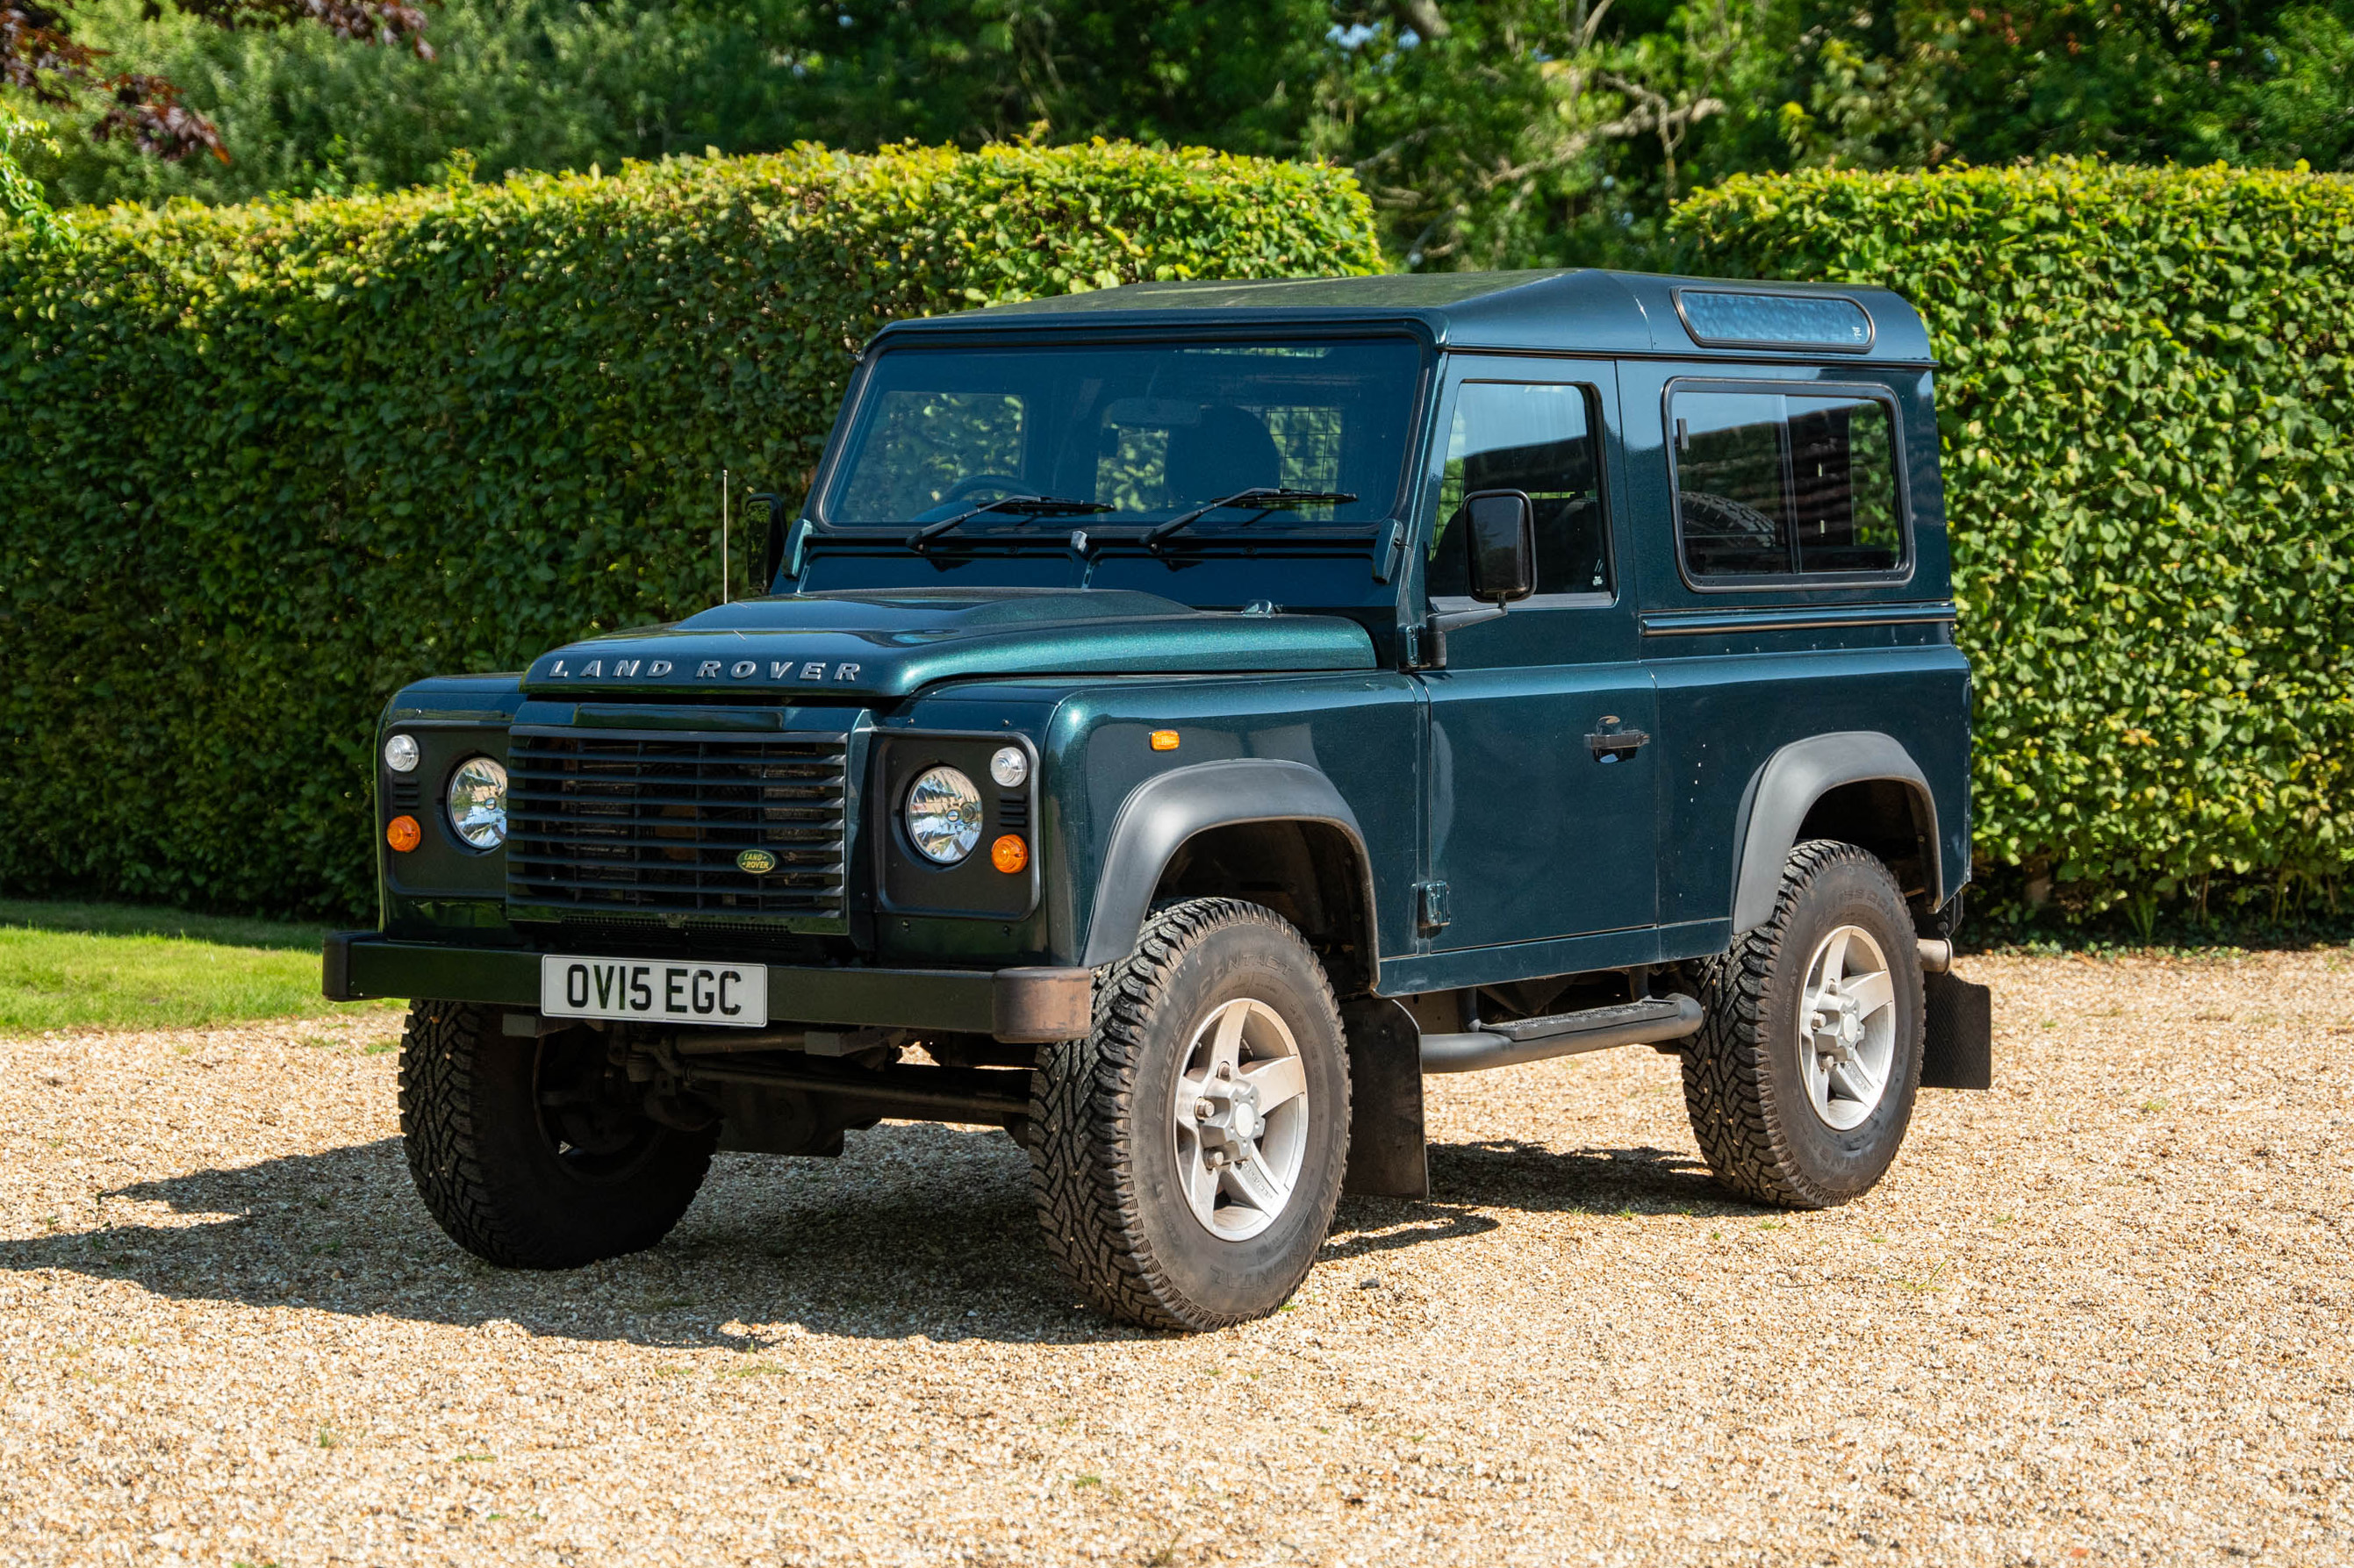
1, 1126, 1738, 1343
1425, 1136, 1746, 1217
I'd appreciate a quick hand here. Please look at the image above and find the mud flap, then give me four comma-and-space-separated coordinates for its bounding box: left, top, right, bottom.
1921, 970, 1992, 1090
1340, 996, 1429, 1199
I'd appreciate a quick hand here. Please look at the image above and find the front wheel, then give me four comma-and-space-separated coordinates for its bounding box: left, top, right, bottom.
398, 1002, 717, 1268
1029, 899, 1352, 1330
1683, 841, 1926, 1208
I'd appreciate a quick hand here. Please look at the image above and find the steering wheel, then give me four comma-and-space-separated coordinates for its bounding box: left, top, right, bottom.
944, 473, 1028, 502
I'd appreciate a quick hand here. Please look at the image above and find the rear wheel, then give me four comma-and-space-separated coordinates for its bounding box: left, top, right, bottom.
1029, 899, 1351, 1330
398, 1001, 717, 1268
1683, 841, 1925, 1208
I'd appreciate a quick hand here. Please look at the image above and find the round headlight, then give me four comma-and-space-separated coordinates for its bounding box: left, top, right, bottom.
446, 755, 508, 850
905, 765, 983, 864
384, 734, 420, 774
988, 745, 1030, 789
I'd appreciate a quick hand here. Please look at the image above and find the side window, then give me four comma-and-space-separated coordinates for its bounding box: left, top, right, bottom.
1429, 381, 1609, 597
1672, 388, 1905, 579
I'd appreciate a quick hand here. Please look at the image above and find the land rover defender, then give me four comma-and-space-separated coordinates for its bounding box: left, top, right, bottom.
328, 269, 1992, 1330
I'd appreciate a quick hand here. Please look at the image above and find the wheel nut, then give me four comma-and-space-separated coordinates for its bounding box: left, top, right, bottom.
1215, 1063, 1233, 1080
1194, 1099, 1214, 1121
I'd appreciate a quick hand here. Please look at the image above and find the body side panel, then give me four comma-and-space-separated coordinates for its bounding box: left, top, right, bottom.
1032, 673, 1426, 969
1615, 357, 1970, 927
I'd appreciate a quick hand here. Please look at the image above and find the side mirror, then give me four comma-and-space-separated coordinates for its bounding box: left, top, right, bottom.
752, 492, 793, 589
1460, 489, 1536, 604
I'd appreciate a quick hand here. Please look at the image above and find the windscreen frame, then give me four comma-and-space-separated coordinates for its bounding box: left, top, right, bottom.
807, 327, 1436, 540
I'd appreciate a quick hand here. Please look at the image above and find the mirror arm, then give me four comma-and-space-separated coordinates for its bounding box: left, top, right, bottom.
1419, 602, 1509, 669
752, 493, 806, 590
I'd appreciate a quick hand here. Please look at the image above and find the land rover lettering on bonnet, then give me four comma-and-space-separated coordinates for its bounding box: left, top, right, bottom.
329, 270, 1991, 1331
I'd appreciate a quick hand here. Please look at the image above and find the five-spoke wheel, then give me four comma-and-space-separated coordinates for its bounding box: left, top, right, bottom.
1171, 998, 1312, 1241
1684, 841, 1926, 1208
1030, 898, 1352, 1329
1797, 924, 1898, 1131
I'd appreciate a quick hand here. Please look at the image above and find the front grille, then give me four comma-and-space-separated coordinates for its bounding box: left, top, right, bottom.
506, 729, 850, 924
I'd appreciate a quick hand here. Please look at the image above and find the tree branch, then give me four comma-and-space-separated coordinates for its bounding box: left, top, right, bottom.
1393, 0, 1448, 40
1, 0, 431, 162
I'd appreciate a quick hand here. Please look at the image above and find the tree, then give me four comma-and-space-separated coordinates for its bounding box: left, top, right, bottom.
14, 0, 2354, 262
2, 0, 431, 161
1751, 2, 2354, 175
1309, 0, 1758, 268
0, 102, 68, 243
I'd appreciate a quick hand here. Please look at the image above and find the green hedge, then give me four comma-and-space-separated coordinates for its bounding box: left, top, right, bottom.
0, 140, 1381, 919
1676, 161, 2354, 927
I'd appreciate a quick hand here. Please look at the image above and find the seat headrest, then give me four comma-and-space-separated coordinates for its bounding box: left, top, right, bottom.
1164, 406, 1281, 503
1461, 437, 1593, 496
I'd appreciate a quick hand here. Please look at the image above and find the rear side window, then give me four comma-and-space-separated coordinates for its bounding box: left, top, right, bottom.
1670, 388, 1905, 580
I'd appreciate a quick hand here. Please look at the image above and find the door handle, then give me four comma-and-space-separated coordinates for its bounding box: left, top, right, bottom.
1585, 726, 1651, 763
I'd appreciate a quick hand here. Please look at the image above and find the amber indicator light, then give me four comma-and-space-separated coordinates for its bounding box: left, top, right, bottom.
1149, 729, 1180, 751
991, 834, 1030, 874
385, 815, 422, 853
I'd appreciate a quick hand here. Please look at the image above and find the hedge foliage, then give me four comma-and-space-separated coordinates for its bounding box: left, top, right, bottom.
0, 140, 1382, 919
1676, 160, 2354, 924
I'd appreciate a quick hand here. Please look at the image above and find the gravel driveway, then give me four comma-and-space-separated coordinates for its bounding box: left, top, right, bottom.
4, 950, 2349, 1566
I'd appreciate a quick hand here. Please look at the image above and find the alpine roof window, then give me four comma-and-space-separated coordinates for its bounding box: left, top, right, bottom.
1676, 290, 1874, 352
1670, 386, 1906, 582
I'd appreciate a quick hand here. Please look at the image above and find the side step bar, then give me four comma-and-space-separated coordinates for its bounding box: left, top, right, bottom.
1420, 994, 1704, 1075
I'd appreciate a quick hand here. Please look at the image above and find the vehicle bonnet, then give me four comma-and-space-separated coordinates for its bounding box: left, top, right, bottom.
520, 587, 1376, 699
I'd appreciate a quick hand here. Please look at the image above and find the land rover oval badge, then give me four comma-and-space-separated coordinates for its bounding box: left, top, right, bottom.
735, 848, 779, 875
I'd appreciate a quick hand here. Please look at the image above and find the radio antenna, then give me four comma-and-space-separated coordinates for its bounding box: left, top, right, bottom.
721, 469, 730, 605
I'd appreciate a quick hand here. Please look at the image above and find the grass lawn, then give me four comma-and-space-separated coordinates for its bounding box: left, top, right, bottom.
0, 899, 404, 1035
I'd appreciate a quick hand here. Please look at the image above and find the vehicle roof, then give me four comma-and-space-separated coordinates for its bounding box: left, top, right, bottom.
874, 268, 1934, 365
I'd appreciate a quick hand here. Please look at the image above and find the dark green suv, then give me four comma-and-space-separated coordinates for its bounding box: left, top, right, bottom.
329, 269, 1992, 1330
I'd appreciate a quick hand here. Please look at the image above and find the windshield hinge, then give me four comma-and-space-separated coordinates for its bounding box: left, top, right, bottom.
1415, 881, 1452, 935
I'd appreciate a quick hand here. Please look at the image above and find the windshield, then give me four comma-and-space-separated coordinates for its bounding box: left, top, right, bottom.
821, 339, 1423, 533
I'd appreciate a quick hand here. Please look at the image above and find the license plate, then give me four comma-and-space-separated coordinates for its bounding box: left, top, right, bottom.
541, 956, 770, 1028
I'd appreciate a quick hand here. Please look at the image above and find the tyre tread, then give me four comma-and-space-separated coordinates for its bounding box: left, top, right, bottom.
1682, 840, 1914, 1210
1027, 898, 1348, 1331
396, 1001, 713, 1268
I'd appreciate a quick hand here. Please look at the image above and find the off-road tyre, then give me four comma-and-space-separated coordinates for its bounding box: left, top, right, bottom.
398, 1001, 717, 1269
1683, 841, 1926, 1209
1028, 899, 1352, 1331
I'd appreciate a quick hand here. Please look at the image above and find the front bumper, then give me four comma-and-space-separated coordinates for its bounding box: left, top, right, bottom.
322, 934, 1092, 1042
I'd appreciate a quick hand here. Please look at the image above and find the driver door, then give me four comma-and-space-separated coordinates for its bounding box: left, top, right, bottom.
1417, 362, 1659, 961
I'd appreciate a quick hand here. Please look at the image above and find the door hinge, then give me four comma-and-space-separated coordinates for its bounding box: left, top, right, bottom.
1415, 880, 1453, 934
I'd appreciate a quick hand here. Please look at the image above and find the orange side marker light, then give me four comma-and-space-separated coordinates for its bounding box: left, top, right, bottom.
386, 815, 422, 853
1149, 729, 1180, 751
991, 834, 1030, 874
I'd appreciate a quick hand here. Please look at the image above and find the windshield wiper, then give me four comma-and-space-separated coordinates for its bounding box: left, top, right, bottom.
909, 494, 1111, 550
1142, 487, 1360, 550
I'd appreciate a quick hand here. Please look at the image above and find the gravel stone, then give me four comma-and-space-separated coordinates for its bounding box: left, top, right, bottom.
2, 951, 2349, 1564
